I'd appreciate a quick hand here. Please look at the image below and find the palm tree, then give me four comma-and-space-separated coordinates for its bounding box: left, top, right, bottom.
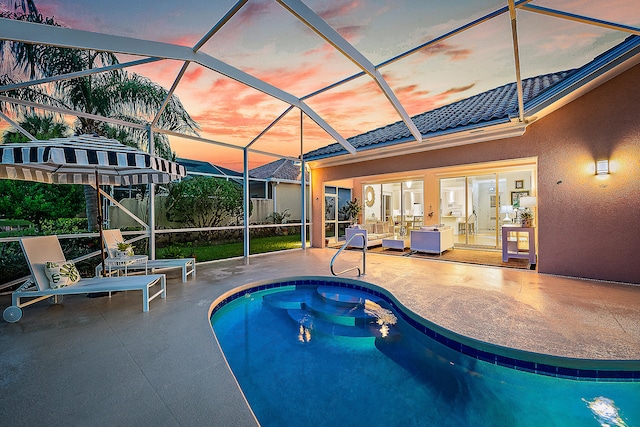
2, 114, 70, 143
1, 5, 199, 231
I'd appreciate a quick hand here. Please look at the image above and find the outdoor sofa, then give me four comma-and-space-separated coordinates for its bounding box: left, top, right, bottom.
345, 222, 395, 248
410, 226, 454, 254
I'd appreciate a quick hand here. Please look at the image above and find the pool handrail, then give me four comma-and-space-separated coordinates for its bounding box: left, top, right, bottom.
330, 232, 366, 277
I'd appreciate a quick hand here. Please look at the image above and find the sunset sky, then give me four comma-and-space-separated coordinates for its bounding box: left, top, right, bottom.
1, 0, 638, 170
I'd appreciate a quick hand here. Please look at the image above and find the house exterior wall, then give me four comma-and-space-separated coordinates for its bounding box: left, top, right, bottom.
311, 63, 640, 285
273, 183, 310, 222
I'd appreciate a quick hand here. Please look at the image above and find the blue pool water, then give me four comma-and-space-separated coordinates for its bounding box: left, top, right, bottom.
210, 281, 640, 427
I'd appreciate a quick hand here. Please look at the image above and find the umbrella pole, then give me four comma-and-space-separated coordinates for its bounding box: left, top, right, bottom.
96, 171, 105, 277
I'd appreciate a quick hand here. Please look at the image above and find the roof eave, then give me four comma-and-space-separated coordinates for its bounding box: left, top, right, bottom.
308, 119, 526, 169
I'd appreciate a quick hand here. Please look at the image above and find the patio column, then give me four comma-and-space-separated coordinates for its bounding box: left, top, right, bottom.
243, 148, 250, 259
300, 109, 306, 249
148, 126, 156, 260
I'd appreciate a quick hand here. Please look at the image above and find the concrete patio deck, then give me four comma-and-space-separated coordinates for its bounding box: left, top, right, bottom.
1, 248, 639, 426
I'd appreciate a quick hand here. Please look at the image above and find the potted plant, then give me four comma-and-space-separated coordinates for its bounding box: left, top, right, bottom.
519, 210, 534, 227
266, 209, 291, 235
342, 198, 362, 225
116, 241, 134, 257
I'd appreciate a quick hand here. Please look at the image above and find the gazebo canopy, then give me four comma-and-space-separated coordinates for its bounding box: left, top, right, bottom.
0, 1, 639, 170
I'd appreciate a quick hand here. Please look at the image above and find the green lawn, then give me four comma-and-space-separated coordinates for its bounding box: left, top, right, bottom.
156, 234, 310, 262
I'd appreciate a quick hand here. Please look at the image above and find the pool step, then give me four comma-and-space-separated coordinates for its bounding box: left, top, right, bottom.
304, 295, 371, 326
264, 286, 399, 340
287, 308, 378, 340
317, 286, 383, 306
262, 288, 315, 310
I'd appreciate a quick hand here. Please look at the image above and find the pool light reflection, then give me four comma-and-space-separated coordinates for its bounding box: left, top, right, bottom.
583, 396, 628, 427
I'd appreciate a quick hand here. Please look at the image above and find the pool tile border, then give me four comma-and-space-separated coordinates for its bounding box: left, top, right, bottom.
210, 278, 640, 382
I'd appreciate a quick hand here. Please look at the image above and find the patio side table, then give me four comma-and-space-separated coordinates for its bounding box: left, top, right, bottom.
104, 255, 148, 277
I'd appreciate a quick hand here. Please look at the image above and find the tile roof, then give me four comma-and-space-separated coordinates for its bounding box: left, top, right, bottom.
249, 158, 309, 182
304, 35, 640, 161
304, 71, 574, 159
177, 158, 242, 177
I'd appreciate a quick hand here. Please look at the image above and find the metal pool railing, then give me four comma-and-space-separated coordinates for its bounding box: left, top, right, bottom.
330, 232, 366, 277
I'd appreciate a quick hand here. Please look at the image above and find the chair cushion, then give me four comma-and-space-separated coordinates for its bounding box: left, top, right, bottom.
45, 261, 81, 289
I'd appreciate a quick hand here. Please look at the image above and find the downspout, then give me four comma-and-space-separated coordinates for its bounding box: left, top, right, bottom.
273, 182, 278, 213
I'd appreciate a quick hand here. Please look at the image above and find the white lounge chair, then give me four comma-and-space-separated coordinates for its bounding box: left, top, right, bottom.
2, 235, 166, 323
95, 229, 196, 283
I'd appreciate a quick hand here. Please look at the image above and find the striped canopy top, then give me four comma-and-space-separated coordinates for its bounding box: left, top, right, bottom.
0, 135, 186, 186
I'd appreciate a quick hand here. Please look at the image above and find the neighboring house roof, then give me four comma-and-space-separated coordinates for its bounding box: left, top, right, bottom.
177, 157, 242, 178
249, 158, 309, 182
304, 35, 640, 161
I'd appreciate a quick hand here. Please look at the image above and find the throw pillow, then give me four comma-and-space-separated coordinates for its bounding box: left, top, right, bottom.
45, 261, 81, 289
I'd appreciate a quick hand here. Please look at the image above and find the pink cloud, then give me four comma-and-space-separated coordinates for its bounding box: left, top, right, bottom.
230, 0, 275, 29
161, 34, 200, 47
334, 25, 365, 43
183, 66, 205, 84
537, 32, 601, 53
316, 1, 362, 21
419, 42, 473, 61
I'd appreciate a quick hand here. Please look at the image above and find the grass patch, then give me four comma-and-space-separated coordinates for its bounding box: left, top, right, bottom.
157, 234, 309, 262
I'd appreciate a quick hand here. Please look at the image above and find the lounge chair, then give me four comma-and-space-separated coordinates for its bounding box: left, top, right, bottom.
2, 235, 166, 323
95, 229, 196, 283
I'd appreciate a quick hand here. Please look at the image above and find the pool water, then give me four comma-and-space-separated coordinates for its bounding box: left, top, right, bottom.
210, 284, 640, 427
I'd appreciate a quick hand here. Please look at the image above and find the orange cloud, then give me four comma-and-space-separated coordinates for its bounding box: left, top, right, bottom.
183, 66, 205, 84
316, 1, 362, 20
334, 25, 365, 43
419, 42, 473, 61
162, 34, 200, 47
440, 84, 476, 97
232, 0, 276, 29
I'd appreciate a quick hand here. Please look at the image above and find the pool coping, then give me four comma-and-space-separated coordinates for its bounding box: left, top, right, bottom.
210, 275, 640, 382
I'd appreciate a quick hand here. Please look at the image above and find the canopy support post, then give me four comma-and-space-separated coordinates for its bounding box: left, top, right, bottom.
300, 109, 306, 249
148, 126, 156, 260
95, 170, 106, 276
243, 148, 250, 261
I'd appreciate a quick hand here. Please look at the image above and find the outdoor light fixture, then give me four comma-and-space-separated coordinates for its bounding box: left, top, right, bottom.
596, 160, 609, 175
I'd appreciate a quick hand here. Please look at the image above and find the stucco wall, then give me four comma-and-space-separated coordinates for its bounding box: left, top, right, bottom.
274, 182, 310, 221
311, 63, 640, 284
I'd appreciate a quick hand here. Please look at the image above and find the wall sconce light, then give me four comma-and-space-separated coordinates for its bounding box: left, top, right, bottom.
596, 160, 609, 175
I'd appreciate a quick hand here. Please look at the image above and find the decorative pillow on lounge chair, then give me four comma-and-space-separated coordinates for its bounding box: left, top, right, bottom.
45, 261, 81, 289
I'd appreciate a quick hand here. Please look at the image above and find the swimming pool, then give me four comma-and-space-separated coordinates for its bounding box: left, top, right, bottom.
210, 277, 640, 427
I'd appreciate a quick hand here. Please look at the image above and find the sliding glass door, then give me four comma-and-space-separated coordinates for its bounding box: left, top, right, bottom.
440, 169, 534, 248
468, 173, 499, 247
362, 180, 424, 232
